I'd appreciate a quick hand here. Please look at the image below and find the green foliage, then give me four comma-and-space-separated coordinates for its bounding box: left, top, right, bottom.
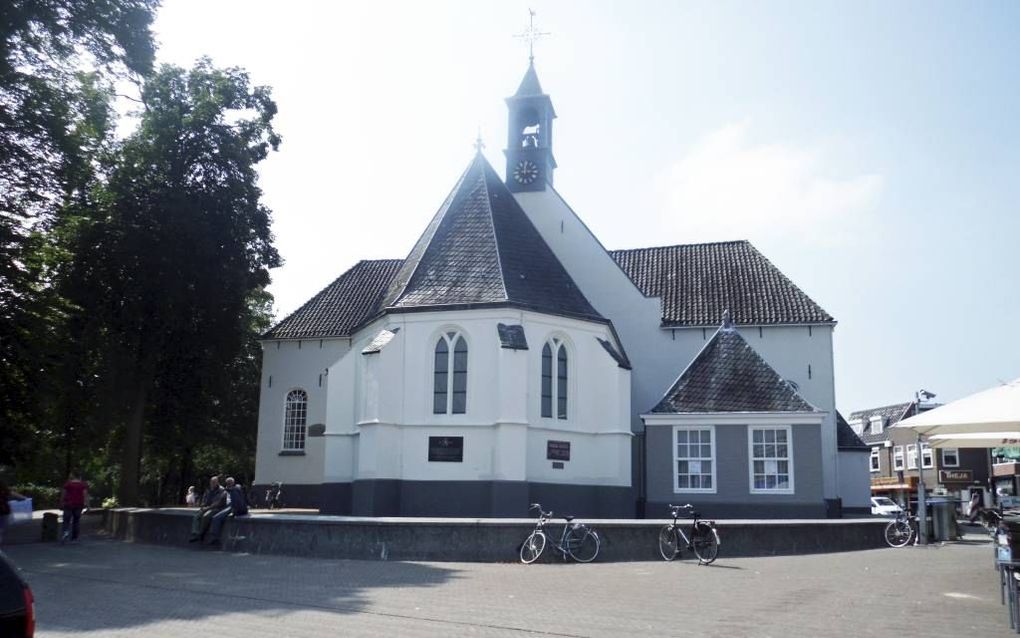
101, 496, 119, 509
13, 485, 61, 509
4, 4, 280, 508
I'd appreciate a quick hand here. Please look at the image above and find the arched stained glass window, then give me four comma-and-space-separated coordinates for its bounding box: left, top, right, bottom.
541, 339, 568, 420
283, 389, 308, 450
434, 332, 467, 414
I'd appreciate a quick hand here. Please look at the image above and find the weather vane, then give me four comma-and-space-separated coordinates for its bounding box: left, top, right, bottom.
514, 9, 550, 63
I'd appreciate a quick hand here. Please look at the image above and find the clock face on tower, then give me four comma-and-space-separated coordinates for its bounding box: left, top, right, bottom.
512, 159, 540, 185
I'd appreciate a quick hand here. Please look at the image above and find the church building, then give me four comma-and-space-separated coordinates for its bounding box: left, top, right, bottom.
253, 59, 871, 518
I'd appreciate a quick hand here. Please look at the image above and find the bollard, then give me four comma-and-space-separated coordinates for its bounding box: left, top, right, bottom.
41, 512, 60, 542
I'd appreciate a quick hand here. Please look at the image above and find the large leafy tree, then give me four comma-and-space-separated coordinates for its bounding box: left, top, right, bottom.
65, 59, 281, 503
0, 0, 159, 467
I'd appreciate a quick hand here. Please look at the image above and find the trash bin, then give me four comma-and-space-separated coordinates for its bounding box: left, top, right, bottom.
41, 512, 60, 542
928, 498, 959, 541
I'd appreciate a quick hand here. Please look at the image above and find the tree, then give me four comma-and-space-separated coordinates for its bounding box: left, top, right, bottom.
0, 0, 158, 469
64, 59, 281, 503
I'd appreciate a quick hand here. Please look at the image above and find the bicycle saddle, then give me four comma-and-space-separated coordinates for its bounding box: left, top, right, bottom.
564, 515, 575, 522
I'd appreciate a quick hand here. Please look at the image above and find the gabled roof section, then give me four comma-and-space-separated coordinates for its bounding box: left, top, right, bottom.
383, 153, 603, 322
264, 259, 402, 340
836, 412, 870, 451
650, 321, 818, 414
514, 61, 544, 97
609, 241, 834, 327
850, 401, 919, 444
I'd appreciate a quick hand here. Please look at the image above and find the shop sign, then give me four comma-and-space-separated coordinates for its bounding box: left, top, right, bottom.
939, 469, 973, 483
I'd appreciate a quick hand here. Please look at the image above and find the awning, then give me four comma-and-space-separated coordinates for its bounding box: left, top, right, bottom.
927, 432, 1020, 448
892, 378, 1020, 435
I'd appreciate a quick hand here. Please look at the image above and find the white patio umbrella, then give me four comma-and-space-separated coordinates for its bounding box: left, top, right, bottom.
892, 378, 1020, 436
926, 432, 1020, 448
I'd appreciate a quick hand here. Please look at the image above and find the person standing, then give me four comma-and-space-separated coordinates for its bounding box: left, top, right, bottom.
185, 486, 197, 506
60, 471, 89, 544
967, 490, 986, 524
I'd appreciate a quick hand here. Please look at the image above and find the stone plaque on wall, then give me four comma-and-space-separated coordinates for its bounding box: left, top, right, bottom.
428, 436, 464, 462
547, 440, 571, 461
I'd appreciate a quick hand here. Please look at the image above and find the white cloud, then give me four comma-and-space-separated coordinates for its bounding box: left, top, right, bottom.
655, 121, 883, 244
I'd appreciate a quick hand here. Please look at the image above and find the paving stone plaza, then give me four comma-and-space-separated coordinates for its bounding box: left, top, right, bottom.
5, 537, 1010, 637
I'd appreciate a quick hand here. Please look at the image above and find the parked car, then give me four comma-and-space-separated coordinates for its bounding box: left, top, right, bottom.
871, 496, 903, 516
0, 551, 34, 637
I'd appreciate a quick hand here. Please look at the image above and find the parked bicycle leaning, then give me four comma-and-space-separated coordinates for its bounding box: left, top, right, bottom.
883, 509, 916, 548
657, 504, 720, 564
519, 503, 600, 564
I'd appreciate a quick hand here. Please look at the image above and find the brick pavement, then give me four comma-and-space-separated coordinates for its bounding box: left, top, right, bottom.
3, 537, 1012, 637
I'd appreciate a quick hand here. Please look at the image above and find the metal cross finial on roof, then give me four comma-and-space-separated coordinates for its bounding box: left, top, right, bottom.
473, 128, 485, 153
514, 8, 550, 63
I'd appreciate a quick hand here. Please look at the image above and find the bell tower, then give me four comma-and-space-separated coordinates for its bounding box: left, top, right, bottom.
505, 62, 557, 192
505, 12, 557, 193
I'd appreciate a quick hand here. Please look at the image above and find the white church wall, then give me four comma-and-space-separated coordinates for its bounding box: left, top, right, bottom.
318, 307, 631, 488
513, 188, 839, 500
254, 338, 350, 490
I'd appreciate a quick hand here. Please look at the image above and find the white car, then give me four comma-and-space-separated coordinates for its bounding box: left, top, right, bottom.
871, 496, 903, 516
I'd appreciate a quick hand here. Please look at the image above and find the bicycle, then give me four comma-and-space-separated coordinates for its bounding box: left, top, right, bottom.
657, 504, 720, 565
519, 503, 601, 564
883, 509, 916, 548
264, 482, 284, 510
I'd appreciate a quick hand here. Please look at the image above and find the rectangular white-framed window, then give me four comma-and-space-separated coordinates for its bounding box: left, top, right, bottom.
893, 446, 905, 471
748, 425, 794, 494
906, 444, 918, 470
673, 426, 716, 493
921, 443, 934, 469
870, 447, 881, 472
942, 447, 960, 468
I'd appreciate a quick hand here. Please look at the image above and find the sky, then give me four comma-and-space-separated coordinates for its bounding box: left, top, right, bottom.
149, 0, 1020, 413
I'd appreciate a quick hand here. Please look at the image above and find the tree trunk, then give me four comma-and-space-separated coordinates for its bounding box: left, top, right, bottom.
116, 378, 149, 505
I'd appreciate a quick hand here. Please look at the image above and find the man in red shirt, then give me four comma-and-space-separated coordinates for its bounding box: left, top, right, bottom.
61, 471, 89, 544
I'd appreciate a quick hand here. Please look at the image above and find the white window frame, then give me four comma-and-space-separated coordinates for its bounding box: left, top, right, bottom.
870, 447, 881, 473
921, 443, 934, 469
893, 445, 905, 471
906, 444, 918, 470
673, 425, 717, 494
540, 337, 570, 420
942, 447, 960, 468
433, 330, 468, 415
282, 388, 308, 451
748, 425, 795, 495
870, 416, 884, 435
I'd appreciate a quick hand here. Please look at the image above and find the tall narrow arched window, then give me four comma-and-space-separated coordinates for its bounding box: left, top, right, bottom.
541, 338, 568, 419
433, 332, 467, 414
283, 389, 308, 451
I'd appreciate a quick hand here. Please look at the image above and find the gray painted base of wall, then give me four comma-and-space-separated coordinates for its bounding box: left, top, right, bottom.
101, 508, 891, 562
252, 483, 322, 509
645, 500, 828, 520
321, 480, 635, 518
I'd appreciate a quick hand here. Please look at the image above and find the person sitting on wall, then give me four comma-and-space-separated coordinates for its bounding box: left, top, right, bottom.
188, 476, 226, 542
207, 477, 248, 545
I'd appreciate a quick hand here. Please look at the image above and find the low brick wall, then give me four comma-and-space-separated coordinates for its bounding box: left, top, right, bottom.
101, 508, 889, 562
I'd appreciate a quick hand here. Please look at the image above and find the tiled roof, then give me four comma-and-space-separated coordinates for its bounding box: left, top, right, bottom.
264, 259, 402, 340
836, 412, 869, 451
596, 337, 630, 370
649, 323, 818, 414
514, 61, 544, 97
609, 242, 834, 327
361, 328, 399, 354
383, 153, 602, 322
497, 324, 528, 350
849, 402, 913, 444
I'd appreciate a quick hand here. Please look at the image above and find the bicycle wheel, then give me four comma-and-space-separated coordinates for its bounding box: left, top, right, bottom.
884, 520, 913, 548
568, 527, 600, 563
520, 530, 547, 564
658, 525, 680, 561
691, 524, 720, 565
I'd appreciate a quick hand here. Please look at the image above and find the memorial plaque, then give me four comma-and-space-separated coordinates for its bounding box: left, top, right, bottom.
547, 440, 571, 461
428, 436, 464, 462
552, 461, 565, 469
